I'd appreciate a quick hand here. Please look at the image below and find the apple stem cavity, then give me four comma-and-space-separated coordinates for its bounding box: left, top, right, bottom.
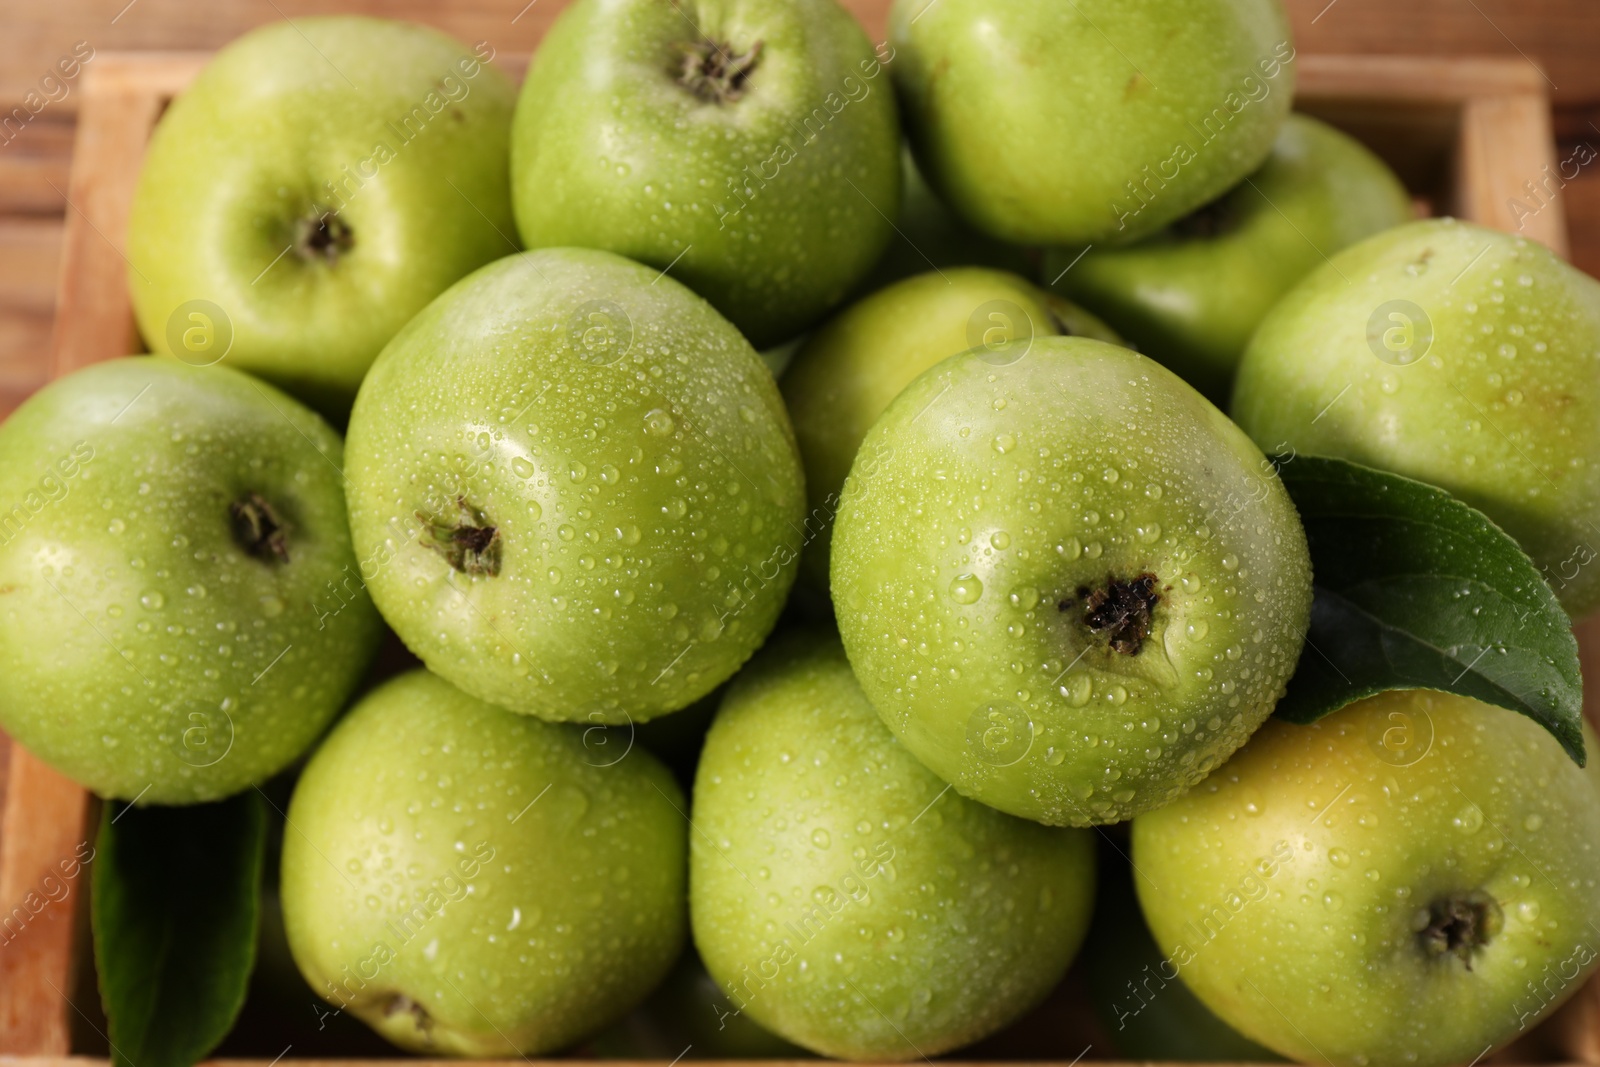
1061, 573, 1160, 656
418, 497, 501, 577
384, 993, 433, 1035
1420, 891, 1503, 970
229, 493, 290, 564
294, 209, 355, 264
677, 39, 764, 104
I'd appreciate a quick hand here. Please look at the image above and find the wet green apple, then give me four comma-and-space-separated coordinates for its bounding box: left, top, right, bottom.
0, 358, 380, 803
282, 669, 688, 1056
890, 0, 1295, 245
831, 337, 1312, 826
1046, 114, 1413, 401
344, 248, 804, 723
691, 632, 1094, 1059
128, 17, 516, 416
511, 0, 900, 348
781, 267, 1120, 589
1232, 218, 1600, 618
1132, 690, 1600, 1067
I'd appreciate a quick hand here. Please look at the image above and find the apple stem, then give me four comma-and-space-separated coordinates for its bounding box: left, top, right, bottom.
230, 493, 290, 564
294, 209, 355, 264
1420, 892, 1502, 970
678, 39, 764, 104
418, 497, 501, 577
1060, 573, 1160, 655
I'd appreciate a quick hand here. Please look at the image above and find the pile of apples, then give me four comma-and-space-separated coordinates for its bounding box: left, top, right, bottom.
4, 0, 1600, 1064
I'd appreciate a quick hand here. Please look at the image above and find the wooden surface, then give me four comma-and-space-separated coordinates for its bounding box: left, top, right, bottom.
0, 751, 90, 1055
1, 3, 1599, 1062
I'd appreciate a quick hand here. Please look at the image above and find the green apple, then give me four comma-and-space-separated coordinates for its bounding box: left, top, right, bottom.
831, 337, 1312, 826
0, 357, 380, 803
281, 669, 688, 1056
782, 267, 1120, 590
691, 632, 1094, 1059
860, 149, 1036, 292
890, 0, 1296, 246
1132, 690, 1600, 1067
128, 17, 516, 416
1232, 217, 1600, 618
344, 248, 804, 723
511, 0, 901, 348
1045, 114, 1413, 401
1083, 845, 1281, 1062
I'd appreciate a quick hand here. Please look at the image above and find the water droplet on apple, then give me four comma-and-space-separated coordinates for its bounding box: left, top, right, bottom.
810, 828, 831, 849
1061, 673, 1092, 707
948, 574, 983, 604
643, 408, 676, 436
511, 456, 535, 479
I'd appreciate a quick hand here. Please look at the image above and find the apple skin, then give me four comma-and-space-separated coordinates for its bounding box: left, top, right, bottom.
127, 17, 516, 417
344, 248, 805, 724
831, 337, 1312, 826
510, 0, 901, 349
781, 268, 1121, 590
889, 0, 1295, 246
1231, 218, 1600, 618
1046, 114, 1413, 402
1132, 690, 1600, 1067
281, 669, 688, 1056
0, 358, 380, 803
690, 632, 1095, 1060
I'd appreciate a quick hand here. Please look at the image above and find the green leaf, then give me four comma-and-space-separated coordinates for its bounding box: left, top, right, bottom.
93, 791, 266, 1067
1273, 454, 1585, 765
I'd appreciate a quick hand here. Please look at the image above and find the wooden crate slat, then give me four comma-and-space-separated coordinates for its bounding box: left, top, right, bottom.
0, 748, 91, 1055
47, 64, 166, 381
1454, 91, 1571, 257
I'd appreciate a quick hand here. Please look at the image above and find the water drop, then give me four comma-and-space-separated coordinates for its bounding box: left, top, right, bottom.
949, 574, 983, 604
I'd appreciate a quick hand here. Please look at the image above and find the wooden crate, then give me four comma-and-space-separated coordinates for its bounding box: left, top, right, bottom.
2, 40, 1598, 1066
